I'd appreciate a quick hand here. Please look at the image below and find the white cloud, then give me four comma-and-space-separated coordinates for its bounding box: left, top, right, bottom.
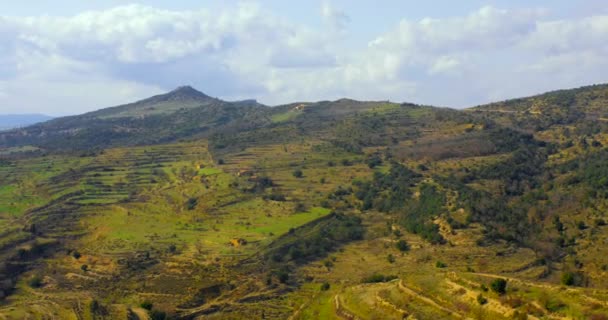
0, 4, 608, 114
321, 3, 350, 31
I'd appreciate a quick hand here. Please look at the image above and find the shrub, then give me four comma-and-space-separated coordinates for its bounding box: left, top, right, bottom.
476, 294, 488, 305
561, 272, 575, 286
320, 282, 330, 291
186, 197, 198, 210
277, 271, 289, 284
577, 221, 587, 230
72, 251, 81, 259
80, 264, 89, 272
28, 275, 43, 288
396, 239, 410, 252
140, 301, 153, 310
490, 278, 507, 295
363, 274, 397, 283
435, 261, 447, 268
150, 310, 167, 320
292, 169, 303, 178
387, 254, 395, 263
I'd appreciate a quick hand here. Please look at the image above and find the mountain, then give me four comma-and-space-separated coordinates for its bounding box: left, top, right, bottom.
86, 85, 219, 119
2, 84, 608, 319
0, 114, 53, 131
0, 86, 269, 150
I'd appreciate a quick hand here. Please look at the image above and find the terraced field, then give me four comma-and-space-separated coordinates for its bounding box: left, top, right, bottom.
3, 84, 608, 319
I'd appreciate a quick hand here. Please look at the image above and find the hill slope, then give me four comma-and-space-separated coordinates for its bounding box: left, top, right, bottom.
0, 86, 270, 150
1, 84, 608, 319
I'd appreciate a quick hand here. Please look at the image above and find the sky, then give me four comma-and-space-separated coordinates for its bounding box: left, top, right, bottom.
1, 1, 608, 116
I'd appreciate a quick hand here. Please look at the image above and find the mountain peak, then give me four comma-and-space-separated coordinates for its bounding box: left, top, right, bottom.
166, 85, 210, 100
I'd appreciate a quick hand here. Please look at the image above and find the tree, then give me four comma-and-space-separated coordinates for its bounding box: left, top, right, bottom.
140, 301, 153, 310
396, 239, 410, 252
490, 278, 507, 295
387, 254, 395, 263
561, 272, 575, 286
320, 282, 330, 291
292, 169, 303, 178
28, 275, 43, 288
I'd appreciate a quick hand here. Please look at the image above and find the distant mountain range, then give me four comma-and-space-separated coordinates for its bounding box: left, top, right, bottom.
0, 114, 53, 130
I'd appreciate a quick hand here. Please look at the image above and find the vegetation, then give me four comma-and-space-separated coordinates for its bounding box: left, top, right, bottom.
2, 84, 608, 318
490, 278, 507, 295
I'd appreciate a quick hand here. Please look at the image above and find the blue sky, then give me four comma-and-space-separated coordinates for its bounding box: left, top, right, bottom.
1, 1, 608, 115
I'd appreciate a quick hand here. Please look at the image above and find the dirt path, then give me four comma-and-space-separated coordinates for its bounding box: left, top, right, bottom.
131, 307, 151, 320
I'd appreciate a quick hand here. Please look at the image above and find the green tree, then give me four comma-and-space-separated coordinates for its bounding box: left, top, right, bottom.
561, 272, 575, 286
292, 169, 303, 178
490, 278, 507, 295
396, 239, 410, 252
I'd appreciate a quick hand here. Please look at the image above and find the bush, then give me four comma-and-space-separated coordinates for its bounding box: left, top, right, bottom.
28, 275, 43, 288
363, 274, 397, 283
186, 197, 198, 210
72, 251, 81, 259
277, 271, 289, 284
396, 239, 410, 252
150, 310, 167, 320
561, 272, 575, 286
292, 169, 303, 178
140, 301, 153, 310
435, 261, 447, 268
577, 221, 587, 230
490, 278, 507, 295
320, 282, 330, 291
81, 264, 89, 272
476, 294, 488, 305
387, 254, 395, 263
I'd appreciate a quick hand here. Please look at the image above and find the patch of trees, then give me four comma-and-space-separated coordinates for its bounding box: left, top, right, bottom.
266, 213, 364, 265
354, 163, 444, 243
439, 176, 535, 244
560, 149, 608, 198
354, 162, 421, 211
469, 145, 549, 196
399, 184, 446, 244
245, 176, 275, 193
362, 274, 397, 283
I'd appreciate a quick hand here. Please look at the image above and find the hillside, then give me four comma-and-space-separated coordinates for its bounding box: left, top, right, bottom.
0, 86, 270, 150
1, 84, 608, 319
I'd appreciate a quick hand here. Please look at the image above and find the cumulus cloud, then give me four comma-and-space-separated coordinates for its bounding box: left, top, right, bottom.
321, 3, 350, 31
0, 3, 607, 114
